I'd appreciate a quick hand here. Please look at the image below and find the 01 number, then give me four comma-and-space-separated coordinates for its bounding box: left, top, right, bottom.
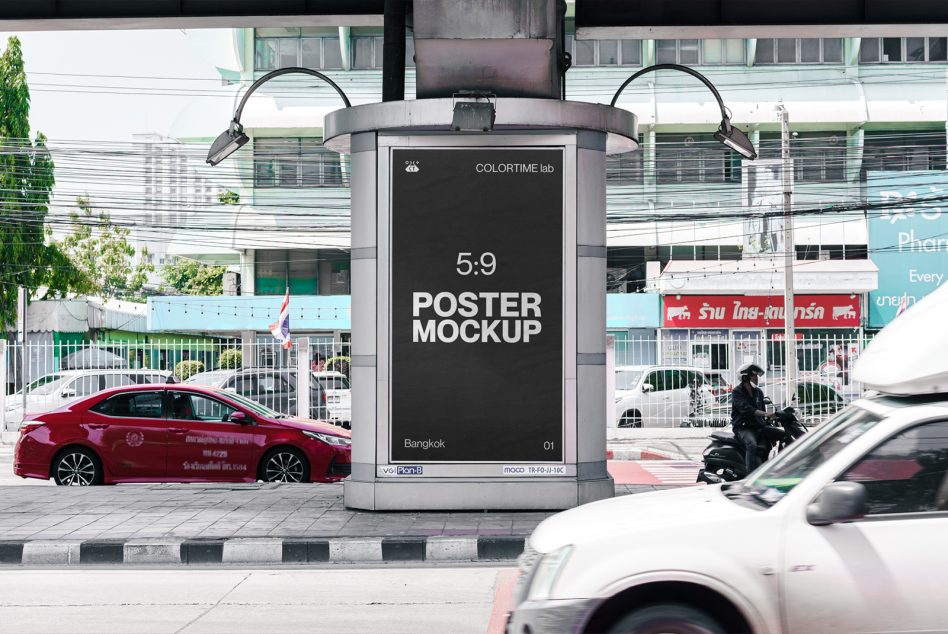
456, 252, 497, 276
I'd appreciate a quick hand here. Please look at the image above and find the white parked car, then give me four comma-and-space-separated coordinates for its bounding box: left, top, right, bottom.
4, 369, 174, 427
614, 365, 714, 427
509, 284, 948, 634
313, 371, 351, 428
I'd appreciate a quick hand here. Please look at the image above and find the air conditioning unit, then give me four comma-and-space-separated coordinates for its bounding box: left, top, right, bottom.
223, 271, 241, 296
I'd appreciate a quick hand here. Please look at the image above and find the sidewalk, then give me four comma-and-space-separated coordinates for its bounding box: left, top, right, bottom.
0, 480, 684, 566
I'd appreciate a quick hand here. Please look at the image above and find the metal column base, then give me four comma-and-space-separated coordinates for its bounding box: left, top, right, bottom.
344, 476, 614, 511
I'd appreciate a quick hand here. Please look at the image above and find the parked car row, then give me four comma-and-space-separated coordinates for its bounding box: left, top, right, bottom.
615, 365, 850, 428
4, 369, 175, 425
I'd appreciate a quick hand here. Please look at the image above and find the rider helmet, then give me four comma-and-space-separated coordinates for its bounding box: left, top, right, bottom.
738, 362, 765, 379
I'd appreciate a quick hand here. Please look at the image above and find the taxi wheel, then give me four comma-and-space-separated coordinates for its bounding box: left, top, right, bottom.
608, 603, 724, 634
52, 447, 103, 486
261, 447, 310, 483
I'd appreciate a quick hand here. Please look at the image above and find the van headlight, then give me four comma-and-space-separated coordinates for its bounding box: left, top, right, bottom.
526, 545, 573, 601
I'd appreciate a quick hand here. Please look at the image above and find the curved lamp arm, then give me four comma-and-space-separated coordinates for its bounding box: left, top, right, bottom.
207, 67, 352, 166
610, 63, 756, 160
235, 67, 352, 121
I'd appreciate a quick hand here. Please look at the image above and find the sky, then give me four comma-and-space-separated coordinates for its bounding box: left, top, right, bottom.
0, 29, 233, 142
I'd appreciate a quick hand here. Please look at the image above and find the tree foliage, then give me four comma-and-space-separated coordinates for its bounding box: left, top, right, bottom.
161, 257, 226, 296
59, 197, 154, 300
0, 36, 85, 328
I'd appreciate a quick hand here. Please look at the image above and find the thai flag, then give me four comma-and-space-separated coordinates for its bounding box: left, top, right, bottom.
269, 289, 292, 350
895, 294, 910, 318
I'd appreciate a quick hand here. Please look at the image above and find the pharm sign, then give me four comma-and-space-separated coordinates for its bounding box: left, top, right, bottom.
663, 295, 860, 328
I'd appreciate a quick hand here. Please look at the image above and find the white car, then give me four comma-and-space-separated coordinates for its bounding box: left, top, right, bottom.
4, 369, 174, 427
313, 371, 351, 428
614, 365, 714, 427
510, 285, 948, 634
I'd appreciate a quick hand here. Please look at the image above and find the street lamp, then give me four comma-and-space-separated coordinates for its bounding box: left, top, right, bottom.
206, 67, 353, 166
611, 63, 757, 160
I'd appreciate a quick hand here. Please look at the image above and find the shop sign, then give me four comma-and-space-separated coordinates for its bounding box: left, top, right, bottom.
663, 295, 860, 328
867, 171, 948, 328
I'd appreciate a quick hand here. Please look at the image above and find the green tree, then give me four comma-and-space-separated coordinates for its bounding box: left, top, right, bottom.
218, 190, 240, 205
59, 197, 154, 300
0, 36, 85, 327
161, 257, 226, 296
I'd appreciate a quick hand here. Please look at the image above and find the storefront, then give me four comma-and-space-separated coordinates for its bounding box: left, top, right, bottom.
659, 293, 864, 389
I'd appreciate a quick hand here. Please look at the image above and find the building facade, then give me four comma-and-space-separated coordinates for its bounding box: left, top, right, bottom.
155, 23, 948, 383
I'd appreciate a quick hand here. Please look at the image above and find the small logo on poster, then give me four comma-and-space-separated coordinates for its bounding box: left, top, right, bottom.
126, 431, 144, 448
405, 160, 420, 173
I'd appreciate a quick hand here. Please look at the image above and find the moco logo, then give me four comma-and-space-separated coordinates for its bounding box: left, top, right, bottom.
405, 160, 420, 173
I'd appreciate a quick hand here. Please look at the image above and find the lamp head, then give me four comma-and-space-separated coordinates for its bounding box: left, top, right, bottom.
714, 118, 757, 160
206, 121, 249, 166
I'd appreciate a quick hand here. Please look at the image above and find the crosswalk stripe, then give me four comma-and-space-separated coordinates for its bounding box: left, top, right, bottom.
640, 460, 702, 485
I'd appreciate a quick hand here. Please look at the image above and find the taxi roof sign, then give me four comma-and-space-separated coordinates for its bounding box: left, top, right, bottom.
853, 284, 948, 396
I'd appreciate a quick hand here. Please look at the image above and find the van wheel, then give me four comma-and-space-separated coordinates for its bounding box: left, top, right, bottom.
52, 447, 103, 486
608, 603, 725, 634
618, 411, 642, 428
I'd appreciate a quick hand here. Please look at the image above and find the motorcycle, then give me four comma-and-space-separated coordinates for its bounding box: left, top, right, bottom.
696, 407, 807, 484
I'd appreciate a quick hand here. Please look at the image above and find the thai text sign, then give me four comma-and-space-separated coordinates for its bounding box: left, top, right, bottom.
663, 295, 860, 328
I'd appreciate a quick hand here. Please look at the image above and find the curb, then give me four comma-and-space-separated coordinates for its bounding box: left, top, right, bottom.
0, 536, 525, 566
607, 448, 675, 460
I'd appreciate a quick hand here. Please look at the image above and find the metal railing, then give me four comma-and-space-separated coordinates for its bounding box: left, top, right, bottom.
1, 339, 351, 430
2, 333, 867, 432
610, 333, 869, 429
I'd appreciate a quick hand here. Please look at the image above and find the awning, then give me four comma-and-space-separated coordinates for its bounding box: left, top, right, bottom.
658, 258, 878, 295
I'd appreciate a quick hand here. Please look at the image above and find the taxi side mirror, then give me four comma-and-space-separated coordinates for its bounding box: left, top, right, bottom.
229, 411, 250, 425
807, 481, 867, 526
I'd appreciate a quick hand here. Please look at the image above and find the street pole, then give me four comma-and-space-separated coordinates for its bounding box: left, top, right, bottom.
777, 105, 797, 408
18, 286, 28, 418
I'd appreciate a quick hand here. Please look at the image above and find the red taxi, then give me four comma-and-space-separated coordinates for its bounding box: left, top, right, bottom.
13, 384, 351, 485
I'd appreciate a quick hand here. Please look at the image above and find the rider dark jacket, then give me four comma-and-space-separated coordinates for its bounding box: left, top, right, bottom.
731, 383, 767, 430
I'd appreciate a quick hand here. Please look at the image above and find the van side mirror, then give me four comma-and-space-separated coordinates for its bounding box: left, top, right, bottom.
61, 388, 77, 399
642, 383, 654, 393
806, 481, 867, 526
229, 411, 250, 424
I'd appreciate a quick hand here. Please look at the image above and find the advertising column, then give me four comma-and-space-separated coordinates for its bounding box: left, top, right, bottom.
390, 148, 564, 466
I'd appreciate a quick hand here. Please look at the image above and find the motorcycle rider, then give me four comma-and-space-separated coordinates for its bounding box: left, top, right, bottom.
731, 362, 775, 475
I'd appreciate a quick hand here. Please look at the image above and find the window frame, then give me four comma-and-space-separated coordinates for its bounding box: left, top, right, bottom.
754, 38, 844, 64
834, 419, 948, 519
254, 35, 344, 71
566, 35, 642, 67
860, 36, 948, 64
168, 390, 239, 424
253, 137, 345, 189
91, 390, 166, 419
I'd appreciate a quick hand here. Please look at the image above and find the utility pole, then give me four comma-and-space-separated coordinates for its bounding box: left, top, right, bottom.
17, 286, 28, 418
777, 105, 797, 408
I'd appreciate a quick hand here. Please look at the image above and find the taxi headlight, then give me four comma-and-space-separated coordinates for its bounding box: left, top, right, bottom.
526, 545, 573, 601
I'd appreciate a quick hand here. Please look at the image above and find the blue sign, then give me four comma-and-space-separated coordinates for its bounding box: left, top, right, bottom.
868, 171, 948, 328
606, 293, 661, 329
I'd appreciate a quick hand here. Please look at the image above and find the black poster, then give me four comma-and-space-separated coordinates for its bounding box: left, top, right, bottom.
391, 148, 564, 463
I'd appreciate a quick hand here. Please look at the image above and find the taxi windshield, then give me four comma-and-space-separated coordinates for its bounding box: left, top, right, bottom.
738, 406, 883, 506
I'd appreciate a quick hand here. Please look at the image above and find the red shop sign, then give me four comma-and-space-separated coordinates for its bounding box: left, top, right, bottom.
663, 295, 860, 328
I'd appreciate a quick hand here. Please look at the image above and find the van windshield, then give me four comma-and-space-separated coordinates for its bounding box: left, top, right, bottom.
20, 374, 67, 396
616, 370, 643, 391
736, 406, 882, 506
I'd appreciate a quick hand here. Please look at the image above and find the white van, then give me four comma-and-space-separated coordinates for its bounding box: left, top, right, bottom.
4, 369, 174, 427
313, 371, 351, 428
508, 284, 948, 634
614, 365, 714, 427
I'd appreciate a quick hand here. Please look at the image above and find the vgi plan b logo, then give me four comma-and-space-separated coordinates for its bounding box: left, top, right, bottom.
391, 148, 564, 464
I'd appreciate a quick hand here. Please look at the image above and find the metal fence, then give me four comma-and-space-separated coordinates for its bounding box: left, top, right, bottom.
1, 339, 351, 430
2, 333, 868, 431
611, 333, 870, 429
